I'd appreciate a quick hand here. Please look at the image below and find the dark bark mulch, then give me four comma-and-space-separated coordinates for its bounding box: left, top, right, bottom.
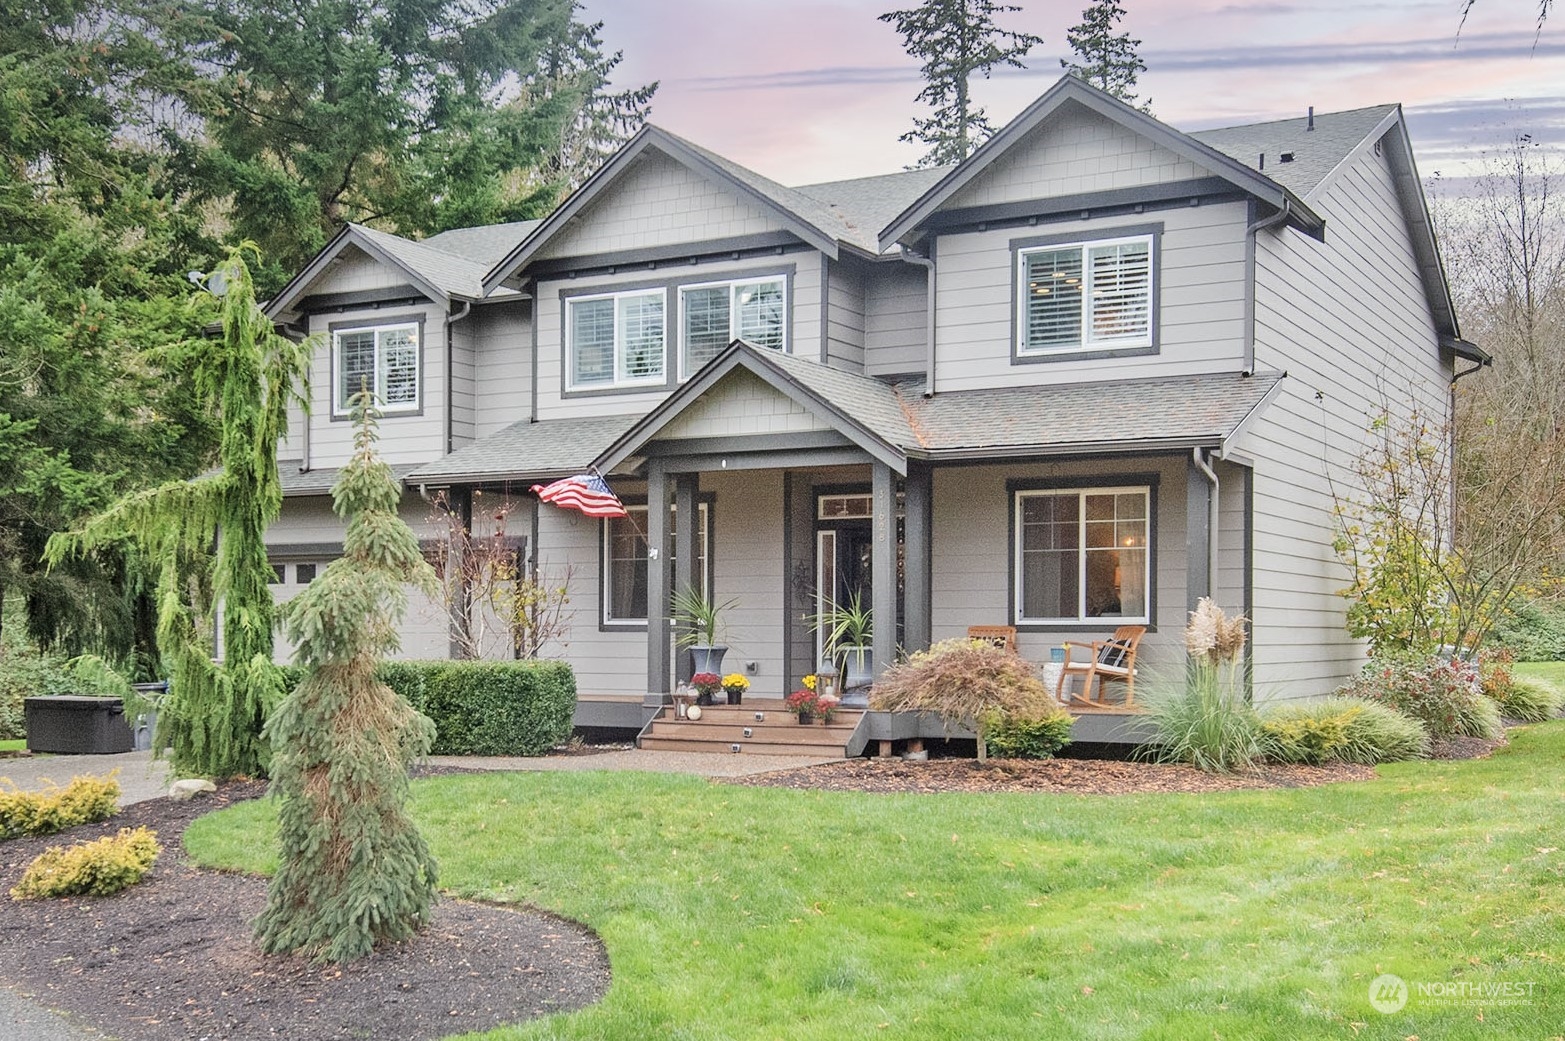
1428, 733, 1507, 760
735, 755, 1376, 795
0, 778, 610, 1041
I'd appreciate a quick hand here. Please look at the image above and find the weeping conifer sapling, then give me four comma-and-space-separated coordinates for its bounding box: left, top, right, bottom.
254, 395, 440, 961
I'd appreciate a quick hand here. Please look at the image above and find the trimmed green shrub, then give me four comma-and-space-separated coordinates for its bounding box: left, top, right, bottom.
1337, 656, 1503, 740
1491, 675, 1565, 723
11, 827, 160, 899
981, 704, 1074, 759
280, 660, 577, 757
0, 774, 120, 839
1261, 697, 1428, 764
1143, 669, 1263, 773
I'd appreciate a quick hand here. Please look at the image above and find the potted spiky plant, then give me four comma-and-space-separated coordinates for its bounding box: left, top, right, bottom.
672, 585, 738, 677
812, 590, 874, 704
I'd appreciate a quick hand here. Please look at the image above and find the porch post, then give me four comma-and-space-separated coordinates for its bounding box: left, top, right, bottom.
903, 461, 932, 654
1186, 456, 1213, 614
448, 486, 473, 659
646, 460, 673, 699
868, 460, 897, 704
673, 472, 699, 685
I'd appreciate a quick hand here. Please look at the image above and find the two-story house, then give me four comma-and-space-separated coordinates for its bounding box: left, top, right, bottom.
261, 76, 1483, 739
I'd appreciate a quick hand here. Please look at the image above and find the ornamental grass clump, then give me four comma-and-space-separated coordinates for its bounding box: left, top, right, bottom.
1478, 651, 1565, 723
11, 827, 159, 899
1145, 599, 1261, 773
1260, 697, 1428, 764
253, 397, 440, 963
0, 773, 120, 839
1337, 655, 1502, 740
871, 638, 1064, 762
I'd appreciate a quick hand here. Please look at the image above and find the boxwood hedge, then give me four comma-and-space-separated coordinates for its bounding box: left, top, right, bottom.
281, 660, 576, 756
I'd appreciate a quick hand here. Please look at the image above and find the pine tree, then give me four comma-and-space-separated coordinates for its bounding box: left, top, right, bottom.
533, 11, 658, 190
1061, 0, 1149, 111
879, 0, 1043, 168
45, 245, 308, 779
254, 395, 440, 962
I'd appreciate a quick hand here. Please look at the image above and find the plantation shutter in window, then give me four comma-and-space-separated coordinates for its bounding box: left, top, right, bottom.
619, 293, 664, 380
571, 298, 615, 385
736, 280, 785, 350
683, 286, 730, 373
380, 328, 418, 406
1089, 241, 1151, 342
1024, 249, 1084, 348
338, 331, 375, 407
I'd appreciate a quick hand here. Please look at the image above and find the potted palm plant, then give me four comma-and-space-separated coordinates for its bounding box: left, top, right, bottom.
812, 590, 874, 700
672, 584, 738, 677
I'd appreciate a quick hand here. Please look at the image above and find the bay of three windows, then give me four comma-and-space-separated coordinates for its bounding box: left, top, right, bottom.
569, 276, 786, 390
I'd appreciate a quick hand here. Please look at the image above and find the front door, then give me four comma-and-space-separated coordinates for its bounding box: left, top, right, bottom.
815, 523, 874, 662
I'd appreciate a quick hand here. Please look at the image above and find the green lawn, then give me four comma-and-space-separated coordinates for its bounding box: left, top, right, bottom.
186, 724, 1565, 1041
0, 739, 24, 752
1516, 660, 1565, 689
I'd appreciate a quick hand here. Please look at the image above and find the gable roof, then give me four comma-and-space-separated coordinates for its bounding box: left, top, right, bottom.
481, 126, 853, 292
405, 414, 640, 486
422, 220, 543, 268
266, 222, 532, 318
593, 341, 915, 475
877, 76, 1326, 251
793, 167, 952, 255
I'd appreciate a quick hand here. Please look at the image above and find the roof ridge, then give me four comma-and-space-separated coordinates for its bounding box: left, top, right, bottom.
1191, 103, 1398, 135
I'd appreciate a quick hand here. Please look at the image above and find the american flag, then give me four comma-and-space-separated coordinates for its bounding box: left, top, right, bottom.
530, 473, 628, 518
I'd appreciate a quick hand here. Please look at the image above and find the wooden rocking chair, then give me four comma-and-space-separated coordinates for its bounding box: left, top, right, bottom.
1056, 625, 1146, 707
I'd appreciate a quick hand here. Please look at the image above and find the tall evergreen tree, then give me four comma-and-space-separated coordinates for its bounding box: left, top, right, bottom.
0, 0, 218, 664
879, 0, 1042, 168
143, 0, 655, 291
46, 245, 308, 779
255, 395, 439, 962
1061, 0, 1149, 111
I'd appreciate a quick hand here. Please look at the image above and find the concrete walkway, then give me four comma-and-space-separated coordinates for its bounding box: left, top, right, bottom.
0, 750, 171, 806
0, 987, 109, 1041
430, 748, 837, 777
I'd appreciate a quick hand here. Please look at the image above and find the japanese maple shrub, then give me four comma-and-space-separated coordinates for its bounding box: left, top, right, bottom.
253, 397, 440, 961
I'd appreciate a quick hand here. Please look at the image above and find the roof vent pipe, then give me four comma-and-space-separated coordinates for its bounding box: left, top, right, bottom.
1258, 153, 1265, 170
1307, 106, 1315, 131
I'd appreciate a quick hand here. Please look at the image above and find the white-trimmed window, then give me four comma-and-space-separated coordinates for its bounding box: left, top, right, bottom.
603, 502, 711, 625
568, 289, 666, 390
1017, 235, 1152, 354
333, 323, 419, 414
1014, 487, 1150, 624
679, 277, 786, 377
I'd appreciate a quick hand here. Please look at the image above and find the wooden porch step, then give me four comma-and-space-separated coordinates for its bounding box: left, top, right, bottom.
638, 705, 864, 757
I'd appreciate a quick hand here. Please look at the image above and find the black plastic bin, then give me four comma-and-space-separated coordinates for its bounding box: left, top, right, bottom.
24, 696, 135, 755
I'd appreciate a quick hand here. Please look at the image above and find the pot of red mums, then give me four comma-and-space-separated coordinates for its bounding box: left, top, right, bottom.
784, 688, 819, 724
691, 672, 722, 706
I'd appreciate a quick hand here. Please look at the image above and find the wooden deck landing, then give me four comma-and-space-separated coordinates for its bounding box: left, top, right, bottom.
638, 700, 865, 757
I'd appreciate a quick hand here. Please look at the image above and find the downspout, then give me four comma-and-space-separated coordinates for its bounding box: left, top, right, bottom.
1193, 447, 1220, 604
445, 300, 473, 455
1244, 201, 1292, 373
900, 245, 937, 397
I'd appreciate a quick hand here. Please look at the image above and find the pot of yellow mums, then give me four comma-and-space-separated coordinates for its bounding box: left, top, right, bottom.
721, 673, 750, 706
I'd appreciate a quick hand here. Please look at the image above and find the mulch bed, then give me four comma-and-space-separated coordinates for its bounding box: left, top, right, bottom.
1429, 733, 1507, 760
735, 756, 1377, 794
0, 777, 610, 1041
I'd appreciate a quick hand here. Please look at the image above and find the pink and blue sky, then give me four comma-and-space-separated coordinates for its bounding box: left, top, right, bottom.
581, 0, 1565, 186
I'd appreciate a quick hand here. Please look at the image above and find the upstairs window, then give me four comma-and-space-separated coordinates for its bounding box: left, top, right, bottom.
334, 323, 419, 414
1017, 235, 1152, 355
568, 289, 666, 390
680, 277, 786, 377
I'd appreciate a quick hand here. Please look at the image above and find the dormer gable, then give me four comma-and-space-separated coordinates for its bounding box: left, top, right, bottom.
878, 76, 1326, 251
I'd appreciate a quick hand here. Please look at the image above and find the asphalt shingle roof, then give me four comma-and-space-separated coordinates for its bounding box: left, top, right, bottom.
350, 224, 494, 300
898, 371, 1283, 454
421, 220, 542, 268
404, 415, 641, 485
763, 349, 918, 449
1190, 105, 1398, 200
278, 462, 425, 498
793, 168, 953, 254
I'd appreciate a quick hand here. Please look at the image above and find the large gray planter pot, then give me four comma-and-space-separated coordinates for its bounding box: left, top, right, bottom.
689, 645, 729, 677
840, 647, 873, 706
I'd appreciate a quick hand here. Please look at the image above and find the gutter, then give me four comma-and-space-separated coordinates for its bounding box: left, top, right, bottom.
1193, 447, 1221, 604
445, 300, 473, 455
899, 245, 937, 398
1243, 202, 1292, 373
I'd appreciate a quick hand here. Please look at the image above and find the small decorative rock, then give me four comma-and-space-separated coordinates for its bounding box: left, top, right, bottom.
169, 778, 217, 801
